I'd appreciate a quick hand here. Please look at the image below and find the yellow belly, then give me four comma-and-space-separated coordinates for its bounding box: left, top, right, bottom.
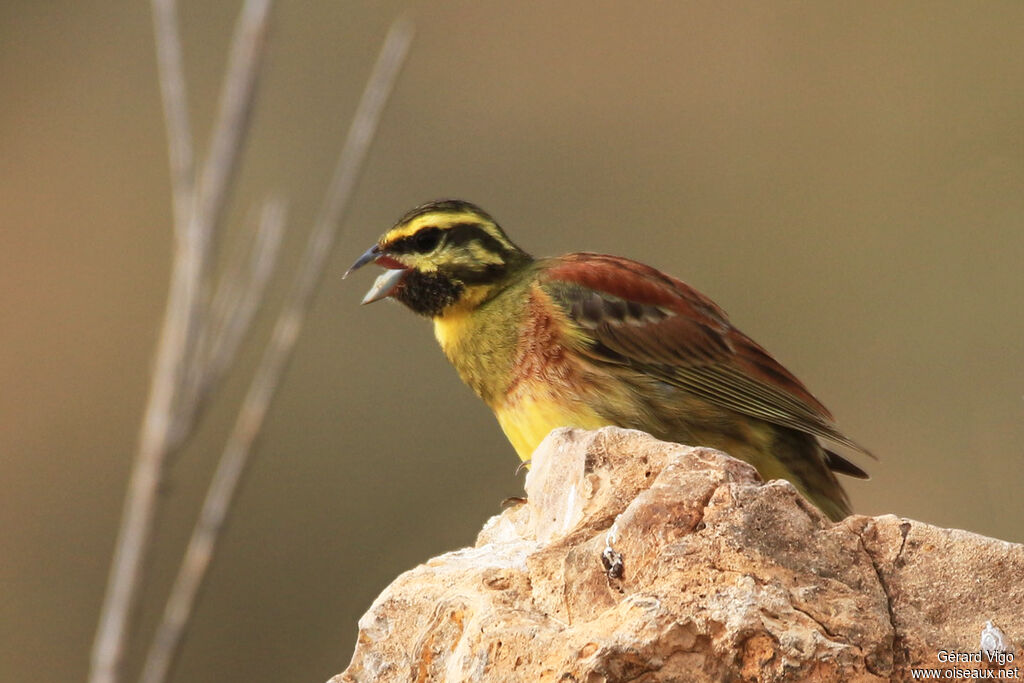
493, 394, 612, 461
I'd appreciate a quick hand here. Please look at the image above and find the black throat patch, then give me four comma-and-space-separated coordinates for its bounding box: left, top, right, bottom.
394, 270, 465, 317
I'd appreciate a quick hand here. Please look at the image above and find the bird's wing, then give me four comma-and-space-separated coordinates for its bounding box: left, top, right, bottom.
540, 252, 871, 461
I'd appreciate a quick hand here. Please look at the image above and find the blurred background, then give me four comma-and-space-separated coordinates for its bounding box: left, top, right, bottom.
3, 1, 1023, 681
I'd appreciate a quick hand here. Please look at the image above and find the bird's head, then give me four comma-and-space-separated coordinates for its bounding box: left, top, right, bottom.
345, 200, 532, 317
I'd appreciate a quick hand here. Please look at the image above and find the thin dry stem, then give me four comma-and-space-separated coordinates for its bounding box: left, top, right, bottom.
178, 0, 273, 431
150, 0, 195, 237
189, 0, 272, 261
88, 2, 274, 683
201, 198, 287, 392
138, 18, 414, 683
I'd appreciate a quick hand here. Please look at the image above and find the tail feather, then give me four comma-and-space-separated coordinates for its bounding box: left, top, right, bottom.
824, 448, 869, 479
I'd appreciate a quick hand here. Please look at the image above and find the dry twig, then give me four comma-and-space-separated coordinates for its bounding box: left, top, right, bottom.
89, 2, 274, 682
140, 20, 414, 683
89, 3, 413, 682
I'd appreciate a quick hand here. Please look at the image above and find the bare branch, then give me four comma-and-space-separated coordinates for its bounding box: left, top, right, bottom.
178, 0, 274, 425
310, 15, 416, 267
138, 19, 414, 683
201, 197, 287, 392
191, 0, 272, 250
151, 0, 195, 237
88, 3, 275, 682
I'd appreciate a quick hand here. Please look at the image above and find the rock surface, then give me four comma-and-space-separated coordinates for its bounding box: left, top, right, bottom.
332, 427, 1024, 682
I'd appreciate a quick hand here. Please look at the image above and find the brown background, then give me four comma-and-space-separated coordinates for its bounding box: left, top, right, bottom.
3, 2, 1023, 682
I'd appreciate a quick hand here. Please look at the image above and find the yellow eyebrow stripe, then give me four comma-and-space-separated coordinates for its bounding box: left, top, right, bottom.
384, 212, 488, 243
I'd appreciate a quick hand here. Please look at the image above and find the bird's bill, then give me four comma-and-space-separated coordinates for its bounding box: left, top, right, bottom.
361, 267, 407, 304
345, 243, 409, 304
344, 244, 381, 278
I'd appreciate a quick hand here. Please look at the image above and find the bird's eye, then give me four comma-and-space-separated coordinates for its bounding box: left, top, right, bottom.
412, 227, 442, 252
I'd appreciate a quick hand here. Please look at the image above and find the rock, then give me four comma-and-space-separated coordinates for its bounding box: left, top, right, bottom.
332, 427, 1024, 682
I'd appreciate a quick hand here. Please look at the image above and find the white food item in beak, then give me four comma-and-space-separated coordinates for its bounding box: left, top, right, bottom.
361, 268, 408, 304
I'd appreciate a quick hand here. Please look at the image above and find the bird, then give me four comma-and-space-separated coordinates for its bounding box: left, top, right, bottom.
345, 199, 870, 521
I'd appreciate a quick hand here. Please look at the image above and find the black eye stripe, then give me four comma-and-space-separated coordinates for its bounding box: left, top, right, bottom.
445, 222, 509, 256
390, 227, 443, 254
388, 222, 505, 256
413, 227, 442, 251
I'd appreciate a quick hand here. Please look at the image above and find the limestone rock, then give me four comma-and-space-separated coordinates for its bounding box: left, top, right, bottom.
332, 427, 1024, 682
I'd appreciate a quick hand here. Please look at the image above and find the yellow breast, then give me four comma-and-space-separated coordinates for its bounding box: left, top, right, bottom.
494, 394, 612, 461
432, 280, 619, 461
432, 284, 494, 353
433, 308, 472, 356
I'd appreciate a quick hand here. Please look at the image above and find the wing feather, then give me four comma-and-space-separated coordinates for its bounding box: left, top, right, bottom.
542, 252, 872, 457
